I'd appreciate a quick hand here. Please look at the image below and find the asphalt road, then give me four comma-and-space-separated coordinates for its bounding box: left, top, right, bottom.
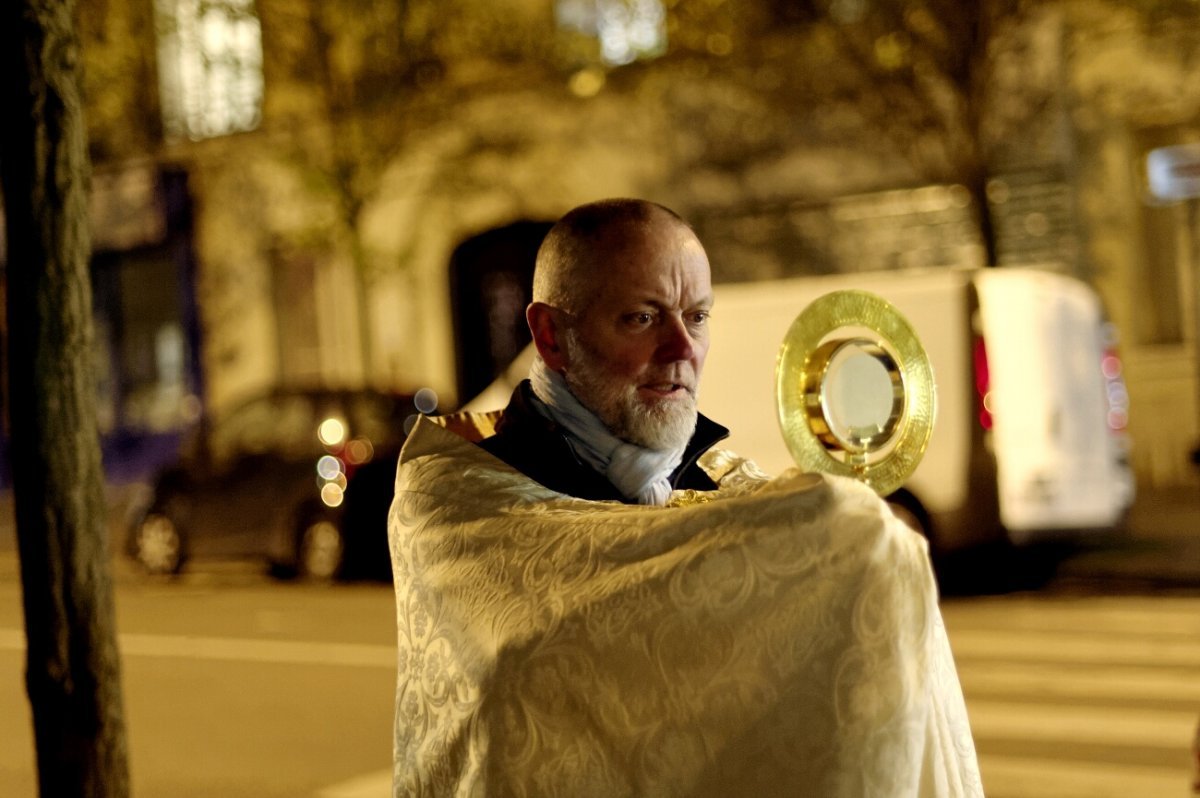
0, 564, 397, 798
0, 483, 1197, 796
942, 594, 1200, 798
930, 483, 1200, 596
2, 562, 1196, 797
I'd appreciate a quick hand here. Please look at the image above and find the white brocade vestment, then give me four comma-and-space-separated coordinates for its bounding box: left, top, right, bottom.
388, 416, 982, 798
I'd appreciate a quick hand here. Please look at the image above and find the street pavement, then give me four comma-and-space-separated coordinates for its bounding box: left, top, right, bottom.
1025, 483, 1200, 593
942, 594, 1200, 798
1057, 484, 1200, 587
0, 482, 1197, 797
921, 482, 1200, 596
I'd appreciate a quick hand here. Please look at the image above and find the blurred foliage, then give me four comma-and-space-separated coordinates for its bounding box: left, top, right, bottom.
68, 0, 1197, 214
75, 0, 160, 162
65, 0, 1200, 310
70, 0, 1200, 186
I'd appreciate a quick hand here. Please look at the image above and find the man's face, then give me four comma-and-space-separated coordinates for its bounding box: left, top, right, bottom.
561, 223, 713, 451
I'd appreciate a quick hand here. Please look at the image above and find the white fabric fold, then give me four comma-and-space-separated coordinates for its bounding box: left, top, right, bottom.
389, 416, 982, 798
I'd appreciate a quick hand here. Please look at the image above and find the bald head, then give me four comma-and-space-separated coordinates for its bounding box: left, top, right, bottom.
532, 198, 696, 315
524, 198, 713, 449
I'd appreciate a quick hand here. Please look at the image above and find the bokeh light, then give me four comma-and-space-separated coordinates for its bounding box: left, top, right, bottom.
318, 418, 346, 447
414, 387, 439, 414
345, 437, 374, 465
316, 455, 344, 481
320, 482, 344, 508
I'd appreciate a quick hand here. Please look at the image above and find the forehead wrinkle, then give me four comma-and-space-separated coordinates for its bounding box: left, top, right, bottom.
600, 266, 705, 313
572, 218, 711, 319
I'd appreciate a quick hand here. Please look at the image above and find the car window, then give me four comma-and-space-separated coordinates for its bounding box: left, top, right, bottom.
200, 390, 412, 471
210, 394, 321, 465
345, 394, 407, 448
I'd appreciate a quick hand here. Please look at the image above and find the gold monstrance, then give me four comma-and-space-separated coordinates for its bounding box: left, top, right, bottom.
776, 290, 936, 496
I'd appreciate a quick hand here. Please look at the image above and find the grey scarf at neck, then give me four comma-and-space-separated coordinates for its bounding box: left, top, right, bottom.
528, 357, 686, 505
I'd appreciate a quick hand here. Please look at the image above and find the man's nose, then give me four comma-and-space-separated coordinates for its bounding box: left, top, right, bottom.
656, 316, 696, 362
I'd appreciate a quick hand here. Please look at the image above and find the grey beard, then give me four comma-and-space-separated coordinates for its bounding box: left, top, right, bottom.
561, 333, 698, 451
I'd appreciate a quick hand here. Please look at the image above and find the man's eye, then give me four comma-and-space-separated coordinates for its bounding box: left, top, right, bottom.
690, 311, 710, 325
628, 312, 654, 325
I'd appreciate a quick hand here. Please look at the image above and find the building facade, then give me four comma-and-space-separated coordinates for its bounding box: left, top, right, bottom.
42, 0, 1200, 488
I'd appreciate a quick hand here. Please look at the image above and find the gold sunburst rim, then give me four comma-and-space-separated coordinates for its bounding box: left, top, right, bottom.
775, 289, 936, 496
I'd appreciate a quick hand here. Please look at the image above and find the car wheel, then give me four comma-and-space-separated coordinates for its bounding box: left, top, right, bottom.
134, 511, 184, 575
298, 519, 344, 581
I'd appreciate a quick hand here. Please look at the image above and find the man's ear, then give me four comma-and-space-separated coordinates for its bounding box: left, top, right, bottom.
527, 302, 569, 372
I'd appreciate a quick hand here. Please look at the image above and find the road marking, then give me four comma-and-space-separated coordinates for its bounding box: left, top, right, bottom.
0, 628, 395, 669
942, 598, 1200, 636
947, 627, 1200, 668
316, 768, 392, 798
958, 662, 1200, 704
943, 598, 1200, 797
966, 699, 1196, 751
977, 755, 1191, 798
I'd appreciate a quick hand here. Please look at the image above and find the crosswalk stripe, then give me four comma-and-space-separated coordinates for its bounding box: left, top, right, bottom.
316, 768, 392, 798
1, 627, 396, 669
0, 629, 23, 651
120, 632, 397, 668
940, 599, 1200, 623
942, 598, 1200, 634
942, 599, 1200, 797
976, 754, 1191, 798
965, 699, 1195, 751
957, 662, 1200, 704
947, 627, 1200, 668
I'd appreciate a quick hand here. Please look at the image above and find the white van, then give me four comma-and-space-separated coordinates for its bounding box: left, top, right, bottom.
466, 266, 1135, 552
701, 266, 1135, 551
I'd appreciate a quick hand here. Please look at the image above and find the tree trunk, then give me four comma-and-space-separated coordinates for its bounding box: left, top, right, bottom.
0, 1, 131, 796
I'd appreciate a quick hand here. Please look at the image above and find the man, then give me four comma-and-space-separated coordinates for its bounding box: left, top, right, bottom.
388, 199, 981, 798
479, 199, 727, 503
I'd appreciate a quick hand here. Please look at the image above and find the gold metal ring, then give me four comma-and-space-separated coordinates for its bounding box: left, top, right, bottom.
775, 290, 936, 496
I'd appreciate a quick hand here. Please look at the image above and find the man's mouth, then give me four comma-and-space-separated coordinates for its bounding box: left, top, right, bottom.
640, 382, 693, 398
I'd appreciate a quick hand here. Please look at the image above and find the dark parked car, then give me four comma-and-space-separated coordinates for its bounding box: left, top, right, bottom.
126, 387, 425, 581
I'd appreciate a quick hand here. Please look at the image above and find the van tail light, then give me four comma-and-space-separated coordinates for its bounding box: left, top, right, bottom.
973, 334, 993, 430
1101, 345, 1129, 433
